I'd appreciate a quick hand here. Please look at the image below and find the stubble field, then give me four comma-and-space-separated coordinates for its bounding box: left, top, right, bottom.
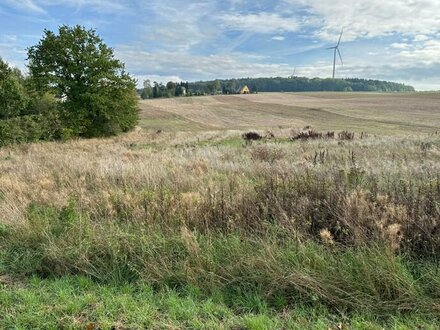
1, 92, 440, 329
139, 92, 440, 134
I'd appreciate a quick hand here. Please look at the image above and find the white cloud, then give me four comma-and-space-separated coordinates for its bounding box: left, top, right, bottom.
396, 40, 440, 65
139, 1, 218, 51
390, 42, 410, 49
220, 13, 300, 33
272, 35, 285, 41
282, 0, 440, 41
414, 34, 429, 42
116, 41, 438, 91
134, 75, 185, 86
115, 45, 293, 85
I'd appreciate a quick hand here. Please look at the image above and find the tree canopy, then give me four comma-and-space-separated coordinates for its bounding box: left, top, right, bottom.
27, 25, 138, 137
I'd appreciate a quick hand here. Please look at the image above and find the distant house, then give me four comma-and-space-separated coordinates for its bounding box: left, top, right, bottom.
238, 85, 250, 94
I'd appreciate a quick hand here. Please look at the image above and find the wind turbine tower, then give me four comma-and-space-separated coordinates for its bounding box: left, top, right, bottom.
327, 30, 343, 79
289, 67, 296, 78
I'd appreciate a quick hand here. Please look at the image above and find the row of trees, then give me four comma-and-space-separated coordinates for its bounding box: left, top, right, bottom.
139, 79, 226, 99
140, 81, 189, 99
1, 25, 138, 146
138, 76, 414, 100
188, 77, 415, 94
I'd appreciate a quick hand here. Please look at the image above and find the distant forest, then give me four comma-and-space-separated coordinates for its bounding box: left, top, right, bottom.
139, 77, 415, 99
189, 77, 415, 94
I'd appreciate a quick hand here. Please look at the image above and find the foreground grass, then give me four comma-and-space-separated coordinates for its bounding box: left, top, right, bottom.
1, 123, 440, 328
1, 217, 440, 328
1, 276, 439, 329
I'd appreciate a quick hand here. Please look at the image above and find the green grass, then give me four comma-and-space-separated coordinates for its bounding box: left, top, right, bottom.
1, 276, 439, 329
1, 199, 440, 328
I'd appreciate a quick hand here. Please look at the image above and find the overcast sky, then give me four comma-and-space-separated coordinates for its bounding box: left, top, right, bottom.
1, 0, 439, 90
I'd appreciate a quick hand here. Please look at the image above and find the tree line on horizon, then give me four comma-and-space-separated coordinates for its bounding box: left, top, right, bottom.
140, 80, 189, 99
139, 76, 415, 99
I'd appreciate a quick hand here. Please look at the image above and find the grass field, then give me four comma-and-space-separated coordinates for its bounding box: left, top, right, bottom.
1, 92, 440, 329
139, 92, 440, 134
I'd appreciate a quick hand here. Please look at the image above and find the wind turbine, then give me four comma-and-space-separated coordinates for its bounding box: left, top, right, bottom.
289, 67, 296, 78
327, 29, 343, 79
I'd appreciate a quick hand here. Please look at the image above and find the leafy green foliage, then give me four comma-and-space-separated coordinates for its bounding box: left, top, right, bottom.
141, 81, 189, 99
27, 25, 138, 137
0, 58, 29, 119
0, 71, 64, 146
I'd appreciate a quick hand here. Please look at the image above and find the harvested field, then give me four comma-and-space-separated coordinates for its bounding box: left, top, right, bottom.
139, 92, 440, 134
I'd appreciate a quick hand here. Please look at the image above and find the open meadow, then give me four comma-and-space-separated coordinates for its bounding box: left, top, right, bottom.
1, 92, 440, 329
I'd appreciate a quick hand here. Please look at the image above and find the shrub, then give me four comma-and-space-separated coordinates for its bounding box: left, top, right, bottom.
242, 132, 263, 142
0, 93, 63, 146
338, 131, 355, 140
0, 115, 45, 146
291, 130, 323, 140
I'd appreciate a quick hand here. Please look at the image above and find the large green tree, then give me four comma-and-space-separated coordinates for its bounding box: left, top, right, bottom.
27, 25, 138, 137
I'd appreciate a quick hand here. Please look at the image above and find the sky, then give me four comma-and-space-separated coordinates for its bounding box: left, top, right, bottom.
0, 0, 439, 90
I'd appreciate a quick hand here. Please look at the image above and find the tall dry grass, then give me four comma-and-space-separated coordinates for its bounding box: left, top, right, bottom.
1, 128, 440, 315
1, 129, 439, 254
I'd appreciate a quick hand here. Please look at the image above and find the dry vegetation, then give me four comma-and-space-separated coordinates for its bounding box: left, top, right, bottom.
1, 93, 440, 328
1, 127, 440, 253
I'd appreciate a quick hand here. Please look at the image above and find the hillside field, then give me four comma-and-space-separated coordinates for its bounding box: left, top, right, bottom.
1, 92, 440, 329
139, 92, 440, 134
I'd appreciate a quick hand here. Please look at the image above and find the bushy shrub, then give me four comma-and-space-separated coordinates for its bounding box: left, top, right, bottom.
338, 131, 355, 140
0, 91, 64, 145
0, 115, 55, 146
242, 132, 263, 142
291, 130, 323, 140
0, 58, 29, 120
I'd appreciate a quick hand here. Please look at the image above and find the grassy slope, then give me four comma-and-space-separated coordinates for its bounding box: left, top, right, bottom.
1, 93, 440, 329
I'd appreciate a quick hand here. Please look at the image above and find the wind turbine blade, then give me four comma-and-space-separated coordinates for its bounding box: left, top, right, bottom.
337, 29, 343, 46
337, 48, 343, 65
326, 46, 336, 49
